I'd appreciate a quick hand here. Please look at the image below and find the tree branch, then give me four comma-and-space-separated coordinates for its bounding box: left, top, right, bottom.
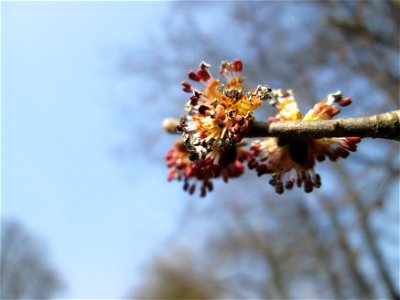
164, 110, 400, 141
247, 110, 400, 141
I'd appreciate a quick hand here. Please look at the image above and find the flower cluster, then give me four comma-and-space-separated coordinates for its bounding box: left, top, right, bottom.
166, 139, 253, 197
178, 60, 272, 166
165, 60, 361, 196
250, 89, 361, 194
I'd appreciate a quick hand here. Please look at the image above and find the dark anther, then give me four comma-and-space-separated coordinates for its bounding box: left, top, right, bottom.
285, 179, 294, 190
275, 183, 284, 194
199, 61, 211, 69
304, 181, 313, 193
331, 91, 343, 102
313, 174, 321, 188
338, 97, 352, 107
193, 90, 203, 98
198, 105, 209, 115
189, 152, 198, 161
181, 81, 192, 93
189, 184, 196, 195
232, 59, 243, 72
225, 89, 243, 101
235, 116, 245, 126
255, 85, 273, 101
197, 68, 211, 81
228, 109, 237, 118
210, 99, 219, 107
190, 95, 199, 106
188, 71, 201, 82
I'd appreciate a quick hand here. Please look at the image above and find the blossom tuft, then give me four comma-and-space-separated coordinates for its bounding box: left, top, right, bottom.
178, 59, 273, 170
251, 90, 362, 194
166, 59, 363, 196
166, 139, 253, 197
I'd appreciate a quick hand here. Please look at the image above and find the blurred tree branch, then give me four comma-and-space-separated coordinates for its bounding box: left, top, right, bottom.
295, 201, 346, 299
321, 197, 376, 299
333, 163, 400, 300
1, 220, 63, 299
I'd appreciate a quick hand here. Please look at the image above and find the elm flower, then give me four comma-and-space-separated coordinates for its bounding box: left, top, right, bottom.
166, 139, 253, 197
251, 89, 361, 194
178, 59, 273, 171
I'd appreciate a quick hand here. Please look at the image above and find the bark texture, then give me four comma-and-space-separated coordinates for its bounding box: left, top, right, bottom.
165, 110, 400, 141
247, 110, 400, 141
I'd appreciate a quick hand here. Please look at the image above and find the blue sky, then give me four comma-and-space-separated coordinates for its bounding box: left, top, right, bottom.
2, 2, 189, 298
2, 2, 399, 298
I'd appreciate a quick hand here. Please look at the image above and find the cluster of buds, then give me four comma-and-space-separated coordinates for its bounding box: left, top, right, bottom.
250, 89, 361, 194
166, 139, 253, 197
165, 59, 362, 196
178, 60, 272, 168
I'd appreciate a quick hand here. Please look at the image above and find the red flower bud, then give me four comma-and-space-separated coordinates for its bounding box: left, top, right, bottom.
188, 71, 201, 81
232, 59, 243, 72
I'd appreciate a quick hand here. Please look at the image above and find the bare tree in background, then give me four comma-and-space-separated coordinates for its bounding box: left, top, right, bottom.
124, 1, 399, 298
132, 249, 225, 299
1, 220, 63, 300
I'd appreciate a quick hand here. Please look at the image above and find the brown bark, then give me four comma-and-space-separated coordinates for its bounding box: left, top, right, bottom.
164, 110, 400, 141
247, 110, 400, 141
